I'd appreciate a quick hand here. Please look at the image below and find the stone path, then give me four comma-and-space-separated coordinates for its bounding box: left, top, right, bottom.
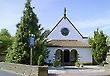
49, 72, 110, 76
48, 66, 110, 76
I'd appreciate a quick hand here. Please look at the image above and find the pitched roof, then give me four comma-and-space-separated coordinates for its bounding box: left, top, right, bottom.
47, 16, 88, 39
47, 40, 90, 48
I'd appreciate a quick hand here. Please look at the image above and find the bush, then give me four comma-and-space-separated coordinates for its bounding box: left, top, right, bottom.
75, 60, 84, 68
80, 62, 84, 67
53, 60, 60, 67
99, 61, 105, 66
75, 60, 80, 67
37, 55, 44, 66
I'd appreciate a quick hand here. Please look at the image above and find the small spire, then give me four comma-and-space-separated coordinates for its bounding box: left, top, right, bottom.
64, 8, 67, 18
26, 0, 31, 4
27, 0, 31, 2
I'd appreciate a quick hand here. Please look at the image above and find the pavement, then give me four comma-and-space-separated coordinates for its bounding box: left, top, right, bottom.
48, 66, 110, 76
0, 70, 22, 76
0, 65, 109, 76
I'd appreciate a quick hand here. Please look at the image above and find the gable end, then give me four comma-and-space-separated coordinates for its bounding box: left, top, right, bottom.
47, 16, 88, 39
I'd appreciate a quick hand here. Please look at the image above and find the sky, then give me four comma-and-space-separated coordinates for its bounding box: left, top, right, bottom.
0, 0, 110, 37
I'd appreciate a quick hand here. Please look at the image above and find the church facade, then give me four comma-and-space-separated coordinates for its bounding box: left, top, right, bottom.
46, 9, 92, 65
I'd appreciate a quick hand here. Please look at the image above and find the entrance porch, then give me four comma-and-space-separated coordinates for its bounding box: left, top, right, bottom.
55, 49, 78, 65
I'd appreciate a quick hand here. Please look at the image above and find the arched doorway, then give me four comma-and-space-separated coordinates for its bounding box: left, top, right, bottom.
55, 49, 62, 62
70, 49, 78, 63
64, 49, 70, 62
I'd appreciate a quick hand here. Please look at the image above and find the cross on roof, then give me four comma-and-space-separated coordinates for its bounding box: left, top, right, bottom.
64, 8, 67, 18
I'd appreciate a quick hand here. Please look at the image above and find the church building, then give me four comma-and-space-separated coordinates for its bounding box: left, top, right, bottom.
46, 8, 92, 65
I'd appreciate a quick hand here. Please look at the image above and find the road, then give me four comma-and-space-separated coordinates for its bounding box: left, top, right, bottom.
0, 70, 23, 76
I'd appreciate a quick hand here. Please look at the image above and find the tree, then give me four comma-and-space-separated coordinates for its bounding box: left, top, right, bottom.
0, 28, 12, 53
42, 30, 50, 37
5, 0, 49, 64
107, 36, 110, 46
37, 55, 44, 66
88, 29, 108, 65
0, 28, 11, 37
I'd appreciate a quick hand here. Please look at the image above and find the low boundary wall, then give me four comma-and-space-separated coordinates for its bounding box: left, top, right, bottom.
105, 52, 110, 74
0, 62, 48, 76
0, 53, 6, 62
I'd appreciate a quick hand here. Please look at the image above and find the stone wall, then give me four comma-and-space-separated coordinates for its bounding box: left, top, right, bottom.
0, 62, 48, 76
0, 53, 6, 62
105, 52, 110, 74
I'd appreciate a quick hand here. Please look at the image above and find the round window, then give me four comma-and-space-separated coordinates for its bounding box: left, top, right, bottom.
61, 28, 69, 36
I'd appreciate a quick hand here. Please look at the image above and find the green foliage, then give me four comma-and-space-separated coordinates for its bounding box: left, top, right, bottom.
88, 29, 108, 65
75, 60, 84, 68
99, 61, 105, 66
80, 63, 84, 67
107, 37, 110, 46
5, 0, 49, 64
0, 28, 12, 53
42, 30, 50, 37
53, 60, 61, 67
75, 60, 80, 67
37, 55, 44, 66
5, 47, 13, 62
0, 28, 11, 37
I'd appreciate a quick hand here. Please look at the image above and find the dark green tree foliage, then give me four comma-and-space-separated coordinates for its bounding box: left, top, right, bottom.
37, 55, 44, 66
0, 28, 12, 52
6, 0, 48, 64
89, 29, 108, 64
107, 37, 110, 46
0, 29, 11, 37
42, 30, 50, 37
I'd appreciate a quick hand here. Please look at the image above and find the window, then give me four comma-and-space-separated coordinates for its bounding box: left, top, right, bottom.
61, 28, 69, 36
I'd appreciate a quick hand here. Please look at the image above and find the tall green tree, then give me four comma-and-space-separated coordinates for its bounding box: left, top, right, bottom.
0, 28, 12, 53
88, 29, 108, 65
6, 0, 48, 64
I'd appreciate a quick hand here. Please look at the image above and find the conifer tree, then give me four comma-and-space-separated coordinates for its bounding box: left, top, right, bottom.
89, 29, 108, 65
6, 0, 48, 64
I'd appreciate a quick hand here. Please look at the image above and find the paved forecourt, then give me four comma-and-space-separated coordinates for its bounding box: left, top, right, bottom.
0, 70, 23, 76
48, 66, 110, 76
